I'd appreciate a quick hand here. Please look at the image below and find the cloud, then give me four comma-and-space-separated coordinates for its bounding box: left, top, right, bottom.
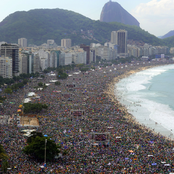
134, 0, 174, 16
132, 0, 174, 36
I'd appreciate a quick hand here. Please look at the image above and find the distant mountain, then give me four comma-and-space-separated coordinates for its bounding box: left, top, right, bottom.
161, 30, 174, 39
163, 35, 174, 48
100, 1, 140, 27
0, 8, 163, 46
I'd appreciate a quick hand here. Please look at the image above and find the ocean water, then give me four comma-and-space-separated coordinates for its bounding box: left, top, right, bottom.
115, 64, 174, 140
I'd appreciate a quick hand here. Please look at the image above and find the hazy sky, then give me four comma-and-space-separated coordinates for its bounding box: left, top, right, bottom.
0, 0, 173, 37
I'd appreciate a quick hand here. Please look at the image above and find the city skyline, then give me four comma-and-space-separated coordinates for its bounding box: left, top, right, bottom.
0, 0, 174, 37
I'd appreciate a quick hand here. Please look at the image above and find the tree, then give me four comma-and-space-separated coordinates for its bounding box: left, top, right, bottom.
0, 96, 6, 101
80, 67, 89, 72
27, 131, 43, 144
38, 82, 43, 87
0, 144, 9, 173
55, 81, 61, 86
2, 160, 9, 173
4, 88, 12, 94
23, 103, 48, 114
57, 72, 68, 80
0, 144, 8, 160
23, 79, 28, 85
23, 133, 60, 161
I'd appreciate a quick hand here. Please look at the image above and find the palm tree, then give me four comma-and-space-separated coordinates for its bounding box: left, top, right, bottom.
0, 144, 9, 173
0, 144, 7, 159
2, 160, 9, 173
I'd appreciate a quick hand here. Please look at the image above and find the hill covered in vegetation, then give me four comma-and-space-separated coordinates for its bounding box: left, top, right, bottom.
0, 8, 166, 46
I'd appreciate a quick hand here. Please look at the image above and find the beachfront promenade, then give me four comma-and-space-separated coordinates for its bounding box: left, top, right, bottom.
1, 60, 174, 173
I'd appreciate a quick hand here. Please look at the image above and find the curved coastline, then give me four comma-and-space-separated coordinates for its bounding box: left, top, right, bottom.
106, 63, 174, 141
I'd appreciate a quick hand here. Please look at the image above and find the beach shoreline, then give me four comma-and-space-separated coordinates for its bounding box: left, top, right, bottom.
105, 64, 174, 141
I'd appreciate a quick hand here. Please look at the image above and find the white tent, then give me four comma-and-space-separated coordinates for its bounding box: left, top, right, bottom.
50, 80, 58, 83
24, 98, 31, 103
28, 92, 36, 97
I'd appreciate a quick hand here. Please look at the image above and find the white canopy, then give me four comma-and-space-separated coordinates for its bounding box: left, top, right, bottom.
24, 98, 31, 103
50, 80, 58, 83
28, 92, 36, 97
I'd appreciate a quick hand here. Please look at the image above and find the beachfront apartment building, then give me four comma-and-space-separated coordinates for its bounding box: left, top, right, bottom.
19, 52, 28, 74
127, 43, 169, 58
59, 52, 73, 66
40, 58, 48, 71
72, 51, 87, 64
0, 56, 13, 78
37, 49, 50, 71
19, 50, 39, 74
33, 54, 40, 73
92, 45, 117, 61
127, 45, 142, 58
49, 51, 57, 68
90, 49, 96, 63
0, 43, 19, 76
59, 47, 88, 66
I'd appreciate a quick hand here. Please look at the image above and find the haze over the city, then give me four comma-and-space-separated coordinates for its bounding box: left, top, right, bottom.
0, 0, 173, 37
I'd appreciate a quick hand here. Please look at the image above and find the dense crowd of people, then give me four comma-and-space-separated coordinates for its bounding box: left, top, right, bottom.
1, 59, 174, 173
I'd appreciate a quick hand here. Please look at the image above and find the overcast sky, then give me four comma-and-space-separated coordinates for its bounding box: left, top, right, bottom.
0, 0, 173, 37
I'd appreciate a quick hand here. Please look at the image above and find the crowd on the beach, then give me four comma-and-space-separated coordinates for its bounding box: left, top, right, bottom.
1, 59, 174, 173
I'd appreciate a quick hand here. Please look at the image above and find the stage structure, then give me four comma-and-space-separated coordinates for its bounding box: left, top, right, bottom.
90, 132, 110, 147
66, 84, 76, 92
70, 110, 85, 117
73, 77, 81, 81
66, 84, 76, 88
61, 93, 73, 101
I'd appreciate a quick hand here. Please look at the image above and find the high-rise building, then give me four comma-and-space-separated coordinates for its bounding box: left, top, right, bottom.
61, 39, 72, 48
111, 30, 127, 55
90, 49, 96, 63
111, 31, 117, 44
0, 56, 12, 78
0, 44, 19, 76
33, 54, 40, 73
80, 44, 90, 64
19, 53, 28, 74
18, 38, 27, 47
117, 30, 127, 54
59, 52, 73, 66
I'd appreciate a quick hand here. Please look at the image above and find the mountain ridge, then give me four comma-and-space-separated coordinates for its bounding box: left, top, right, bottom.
0, 8, 165, 46
161, 30, 174, 39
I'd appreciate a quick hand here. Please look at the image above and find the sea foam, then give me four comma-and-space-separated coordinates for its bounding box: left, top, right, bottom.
115, 64, 174, 138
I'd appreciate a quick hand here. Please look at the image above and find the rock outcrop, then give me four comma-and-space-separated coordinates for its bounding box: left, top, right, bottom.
100, 1, 140, 27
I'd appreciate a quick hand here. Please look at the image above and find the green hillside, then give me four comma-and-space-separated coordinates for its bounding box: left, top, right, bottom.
162, 36, 174, 48
0, 8, 165, 46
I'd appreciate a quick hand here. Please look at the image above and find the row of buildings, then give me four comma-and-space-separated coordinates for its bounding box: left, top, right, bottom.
0, 30, 171, 78
18, 38, 72, 48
